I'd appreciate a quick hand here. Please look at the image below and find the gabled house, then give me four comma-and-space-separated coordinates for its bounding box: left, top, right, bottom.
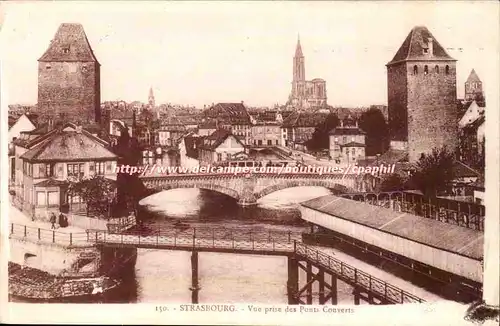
198, 129, 246, 165
281, 111, 328, 150
13, 123, 118, 219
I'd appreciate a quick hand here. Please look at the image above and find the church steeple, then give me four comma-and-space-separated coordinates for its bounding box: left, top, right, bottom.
148, 87, 155, 108
293, 35, 305, 82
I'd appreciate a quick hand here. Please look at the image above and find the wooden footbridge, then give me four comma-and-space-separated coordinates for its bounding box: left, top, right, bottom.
10, 223, 425, 305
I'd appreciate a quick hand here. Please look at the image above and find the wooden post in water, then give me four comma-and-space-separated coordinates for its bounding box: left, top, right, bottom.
353, 288, 360, 305
330, 274, 338, 304
190, 250, 200, 304
318, 268, 325, 304
287, 256, 299, 304
306, 261, 313, 304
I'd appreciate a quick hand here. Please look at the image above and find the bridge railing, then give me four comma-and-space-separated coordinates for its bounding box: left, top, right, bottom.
9, 223, 93, 247
295, 242, 424, 304
90, 228, 298, 253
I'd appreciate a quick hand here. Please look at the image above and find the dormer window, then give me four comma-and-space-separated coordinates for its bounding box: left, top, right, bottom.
62, 46, 70, 54
423, 48, 429, 54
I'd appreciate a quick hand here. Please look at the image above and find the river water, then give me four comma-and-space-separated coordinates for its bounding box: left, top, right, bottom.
102, 186, 359, 304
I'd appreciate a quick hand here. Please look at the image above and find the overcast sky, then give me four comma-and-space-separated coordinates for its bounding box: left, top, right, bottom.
1, 1, 498, 108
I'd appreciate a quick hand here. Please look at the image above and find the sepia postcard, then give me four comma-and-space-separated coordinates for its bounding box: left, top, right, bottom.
0, 1, 498, 325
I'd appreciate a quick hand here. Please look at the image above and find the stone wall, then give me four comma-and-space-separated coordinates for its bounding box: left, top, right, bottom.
406, 62, 458, 162
37, 61, 101, 124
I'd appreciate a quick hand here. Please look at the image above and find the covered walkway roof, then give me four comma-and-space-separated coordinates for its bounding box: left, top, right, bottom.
301, 195, 483, 260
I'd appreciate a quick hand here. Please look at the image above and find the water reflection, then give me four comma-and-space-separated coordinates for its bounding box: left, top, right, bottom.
138, 186, 333, 226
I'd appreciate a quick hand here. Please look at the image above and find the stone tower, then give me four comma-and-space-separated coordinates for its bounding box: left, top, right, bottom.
386, 26, 458, 162
148, 86, 155, 108
292, 36, 305, 101
38, 23, 101, 125
464, 69, 484, 102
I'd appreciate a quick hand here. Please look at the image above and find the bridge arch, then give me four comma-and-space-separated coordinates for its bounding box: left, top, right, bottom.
145, 183, 240, 201
255, 180, 349, 201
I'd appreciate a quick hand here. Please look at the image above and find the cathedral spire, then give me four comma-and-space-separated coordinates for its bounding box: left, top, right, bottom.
295, 34, 303, 57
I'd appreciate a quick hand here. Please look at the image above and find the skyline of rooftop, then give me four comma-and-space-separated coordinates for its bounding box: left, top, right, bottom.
1, 2, 498, 109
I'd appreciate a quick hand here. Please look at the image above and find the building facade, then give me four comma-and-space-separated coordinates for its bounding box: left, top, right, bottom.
198, 130, 246, 166
38, 23, 101, 125
288, 37, 327, 110
329, 120, 366, 164
386, 26, 458, 162
12, 123, 117, 219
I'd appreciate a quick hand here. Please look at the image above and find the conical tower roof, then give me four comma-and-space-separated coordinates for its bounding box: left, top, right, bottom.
466, 69, 481, 83
39, 23, 99, 63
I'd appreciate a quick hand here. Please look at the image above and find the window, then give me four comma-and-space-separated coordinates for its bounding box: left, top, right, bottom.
267, 140, 272, 146
352, 148, 356, 155
423, 48, 429, 54
435, 65, 439, 73
48, 191, 58, 206
413, 65, 418, 75
217, 153, 222, 161
343, 136, 347, 143
258, 140, 263, 146
445, 65, 450, 74
46, 164, 55, 177
36, 192, 46, 206
67, 163, 84, 179
424, 65, 428, 75
275, 140, 279, 145
62, 47, 70, 54
95, 162, 105, 175
45, 64, 51, 70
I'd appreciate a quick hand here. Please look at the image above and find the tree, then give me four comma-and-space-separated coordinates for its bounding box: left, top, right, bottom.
67, 175, 117, 217
359, 108, 389, 156
379, 173, 408, 192
409, 146, 455, 197
306, 113, 339, 151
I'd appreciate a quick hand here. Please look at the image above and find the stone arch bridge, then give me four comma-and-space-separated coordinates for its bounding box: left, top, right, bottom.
139, 173, 362, 205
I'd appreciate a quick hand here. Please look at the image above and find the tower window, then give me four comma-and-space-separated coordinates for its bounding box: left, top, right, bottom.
435, 65, 439, 73
445, 65, 450, 74
424, 65, 428, 75
413, 65, 418, 75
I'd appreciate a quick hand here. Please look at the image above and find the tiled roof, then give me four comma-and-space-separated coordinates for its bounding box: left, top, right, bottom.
203, 103, 251, 125
39, 23, 99, 63
20, 124, 116, 162
453, 161, 481, 178
378, 149, 408, 164
341, 141, 366, 148
387, 26, 455, 65
329, 127, 366, 135
34, 178, 68, 187
281, 111, 328, 128
199, 129, 243, 151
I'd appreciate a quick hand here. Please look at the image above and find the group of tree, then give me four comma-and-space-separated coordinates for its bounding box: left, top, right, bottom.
378, 146, 456, 197
305, 107, 389, 156
67, 175, 117, 217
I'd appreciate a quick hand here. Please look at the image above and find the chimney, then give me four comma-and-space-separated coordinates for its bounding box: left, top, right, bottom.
241, 101, 244, 105
428, 37, 433, 55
